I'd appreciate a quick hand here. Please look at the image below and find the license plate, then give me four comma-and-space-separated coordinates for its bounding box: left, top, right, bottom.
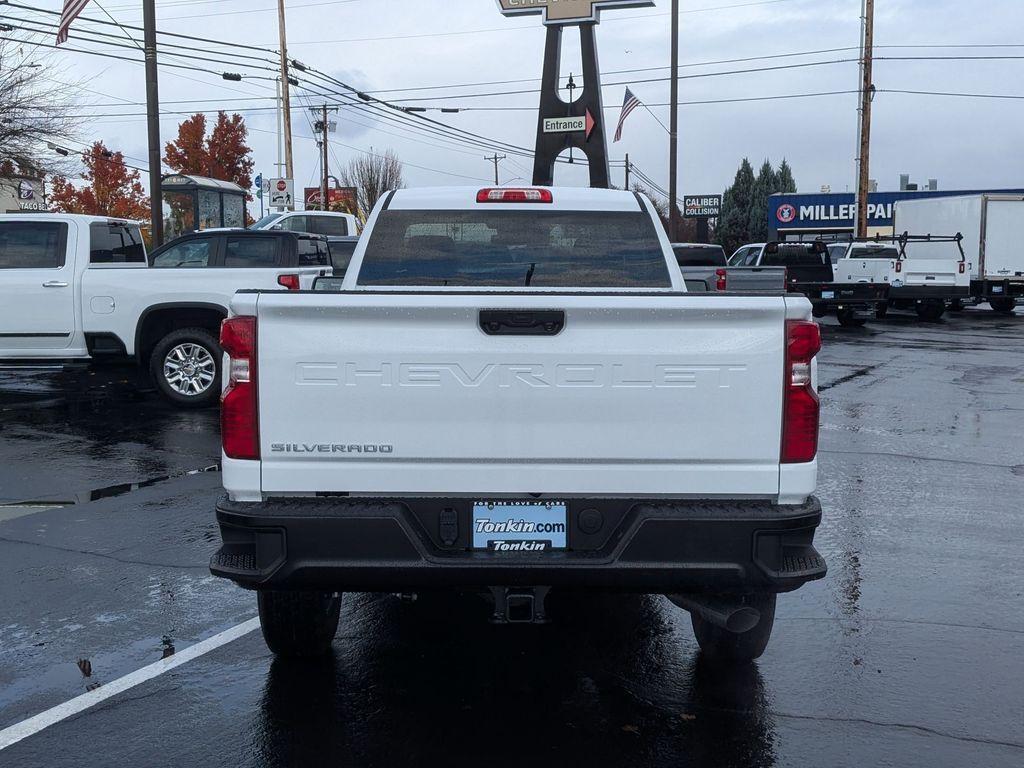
472, 501, 567, 551
992, 286, 1004, 294
821, 290, 835, 299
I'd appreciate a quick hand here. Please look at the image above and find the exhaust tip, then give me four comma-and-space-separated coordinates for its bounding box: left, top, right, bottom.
725, 607, 761, 634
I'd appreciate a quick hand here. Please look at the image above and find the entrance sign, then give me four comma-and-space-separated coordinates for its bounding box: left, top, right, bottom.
497, 0, 655, 25
543, 116, 586, 133
499, 1, 655, 188
683, 195, 722, 218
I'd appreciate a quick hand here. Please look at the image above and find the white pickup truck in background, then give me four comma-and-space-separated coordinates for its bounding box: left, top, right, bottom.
0, 214, 332, 406
833, 234, 970, 321
210, 186, 827, 663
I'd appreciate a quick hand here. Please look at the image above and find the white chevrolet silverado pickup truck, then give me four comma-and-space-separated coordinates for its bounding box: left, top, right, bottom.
210, 186, 827, 662
0, 214, 331, 406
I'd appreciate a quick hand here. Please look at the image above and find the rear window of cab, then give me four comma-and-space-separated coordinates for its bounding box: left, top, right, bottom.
357, 210, 671, 288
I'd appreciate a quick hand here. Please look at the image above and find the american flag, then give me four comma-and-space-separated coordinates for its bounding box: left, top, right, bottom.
56, 0, 92, 46
613, 88, 641, 143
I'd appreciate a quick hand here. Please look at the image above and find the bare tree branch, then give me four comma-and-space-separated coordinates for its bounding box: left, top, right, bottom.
339, 148, 404, 222
0, 40, 83, 176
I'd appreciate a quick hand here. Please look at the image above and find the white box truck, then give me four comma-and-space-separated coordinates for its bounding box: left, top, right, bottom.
893, 195, 1024, 312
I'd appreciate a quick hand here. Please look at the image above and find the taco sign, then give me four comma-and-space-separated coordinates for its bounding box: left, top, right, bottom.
496, 0, 655, 25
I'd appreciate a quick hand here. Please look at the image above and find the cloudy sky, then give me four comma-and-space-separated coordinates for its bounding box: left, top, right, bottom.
7, 0, 1024, 201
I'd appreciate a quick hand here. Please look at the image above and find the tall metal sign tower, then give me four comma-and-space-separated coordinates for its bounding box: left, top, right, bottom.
496, 1, 656, 189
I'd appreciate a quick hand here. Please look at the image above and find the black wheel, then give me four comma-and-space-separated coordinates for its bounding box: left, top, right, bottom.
875, 302, 889, 319
691, 594, 776, 662
948, 299, 965, 311
811, 305, 827, 319
149, 327, 221, 408
258, 590, 342, 658
836, 307, 867, 327
990, 297, 1017, 313
915, 300, 945, 322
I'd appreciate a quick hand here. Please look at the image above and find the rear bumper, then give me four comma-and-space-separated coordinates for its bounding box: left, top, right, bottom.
973, 279, 1024, 299
889, 285, 970, 301
795, 283, 889, 309
211, 496, 826, 594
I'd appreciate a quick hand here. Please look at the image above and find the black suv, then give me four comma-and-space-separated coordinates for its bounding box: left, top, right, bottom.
148, 229, 331, 270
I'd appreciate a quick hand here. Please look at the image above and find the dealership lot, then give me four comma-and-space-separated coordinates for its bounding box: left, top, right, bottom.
1, 309, 1022, 767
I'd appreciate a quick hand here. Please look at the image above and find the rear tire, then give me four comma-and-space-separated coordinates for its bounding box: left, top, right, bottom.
915, 300, 946, 322
836, 308, 867, 327
691, 594, 776, 662
811, 305, 827, 319
875, 302, 889, 319
149, 327, 221, 408
990, 297, 1017, 314
257, 590, 342, 658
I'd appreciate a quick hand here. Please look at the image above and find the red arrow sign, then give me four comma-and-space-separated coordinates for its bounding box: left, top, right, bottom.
585, 108, 596, 140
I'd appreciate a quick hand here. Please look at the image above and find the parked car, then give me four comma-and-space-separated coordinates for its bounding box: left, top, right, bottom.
674, 242, 785, 292
833, 235, 970, 321
731, 241, 889, 326
0, 215, 331, 407
894, 194, 1024, 313
251, 210, 359, 238
672, 242, 727, 267
827, 242, 851, 266
211, 186, 827, 663
325, 235, 359, 276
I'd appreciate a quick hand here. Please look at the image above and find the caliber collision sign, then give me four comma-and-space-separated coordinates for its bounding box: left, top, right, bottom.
496, 0, 655, 25
683, 195, 722, 218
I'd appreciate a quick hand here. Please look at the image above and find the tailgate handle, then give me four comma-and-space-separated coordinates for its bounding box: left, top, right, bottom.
479, 309, 565, 336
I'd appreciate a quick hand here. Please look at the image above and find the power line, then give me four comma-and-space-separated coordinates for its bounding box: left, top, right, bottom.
5, 2, 276, 53
1, 15, 281, 73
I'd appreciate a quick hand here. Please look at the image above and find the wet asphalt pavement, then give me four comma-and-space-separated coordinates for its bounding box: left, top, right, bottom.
1, 307, 1022, 767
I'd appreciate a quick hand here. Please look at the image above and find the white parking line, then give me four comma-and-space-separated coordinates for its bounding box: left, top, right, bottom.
0, 505, 66, 524
0, 617, 260, 751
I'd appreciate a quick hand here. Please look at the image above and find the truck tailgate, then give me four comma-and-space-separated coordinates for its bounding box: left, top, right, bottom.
901, 258, 959, 287
254, 293, 788, 497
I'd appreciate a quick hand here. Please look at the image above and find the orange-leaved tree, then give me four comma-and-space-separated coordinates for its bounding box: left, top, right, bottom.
49, 141, 150, 220
164, 112, 254, 190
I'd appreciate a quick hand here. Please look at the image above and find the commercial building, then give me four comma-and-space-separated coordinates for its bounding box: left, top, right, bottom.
0, 176, 46, 213
769, 187, 1024, 240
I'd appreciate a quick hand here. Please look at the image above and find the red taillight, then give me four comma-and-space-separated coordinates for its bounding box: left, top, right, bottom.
959, 262, 966, 274
782, 320, 821, 464
220, 316, 259, 461
476, 188, 553, 204
715, 268, 728, 291
895, 260, 903, 273
277, 274, 300, 290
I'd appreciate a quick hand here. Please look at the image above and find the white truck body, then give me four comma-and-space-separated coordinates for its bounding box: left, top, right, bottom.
0, 214, 329, 361
893, 195, 1024, 281
224, 187, 818, 505
833, 242, 969, 292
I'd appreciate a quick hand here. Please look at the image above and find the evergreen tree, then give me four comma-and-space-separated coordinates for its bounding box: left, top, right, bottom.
777, 158, 797, 193
747, 160, 779, 243
715, 158, 756, 256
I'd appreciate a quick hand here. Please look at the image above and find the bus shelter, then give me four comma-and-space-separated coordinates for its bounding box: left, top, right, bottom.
161, 174, 247, 241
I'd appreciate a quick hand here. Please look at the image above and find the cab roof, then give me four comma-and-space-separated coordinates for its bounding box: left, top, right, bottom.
386, 186, 644, 212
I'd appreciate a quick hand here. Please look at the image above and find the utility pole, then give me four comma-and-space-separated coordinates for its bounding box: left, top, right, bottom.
485, 153, 506, 185
624, 153, 631, 190
277, 0, 294, 181
668, 0, 680, 241
320, 105, 329, 211
142, 0, 163, 246
854, 0, 875, 238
